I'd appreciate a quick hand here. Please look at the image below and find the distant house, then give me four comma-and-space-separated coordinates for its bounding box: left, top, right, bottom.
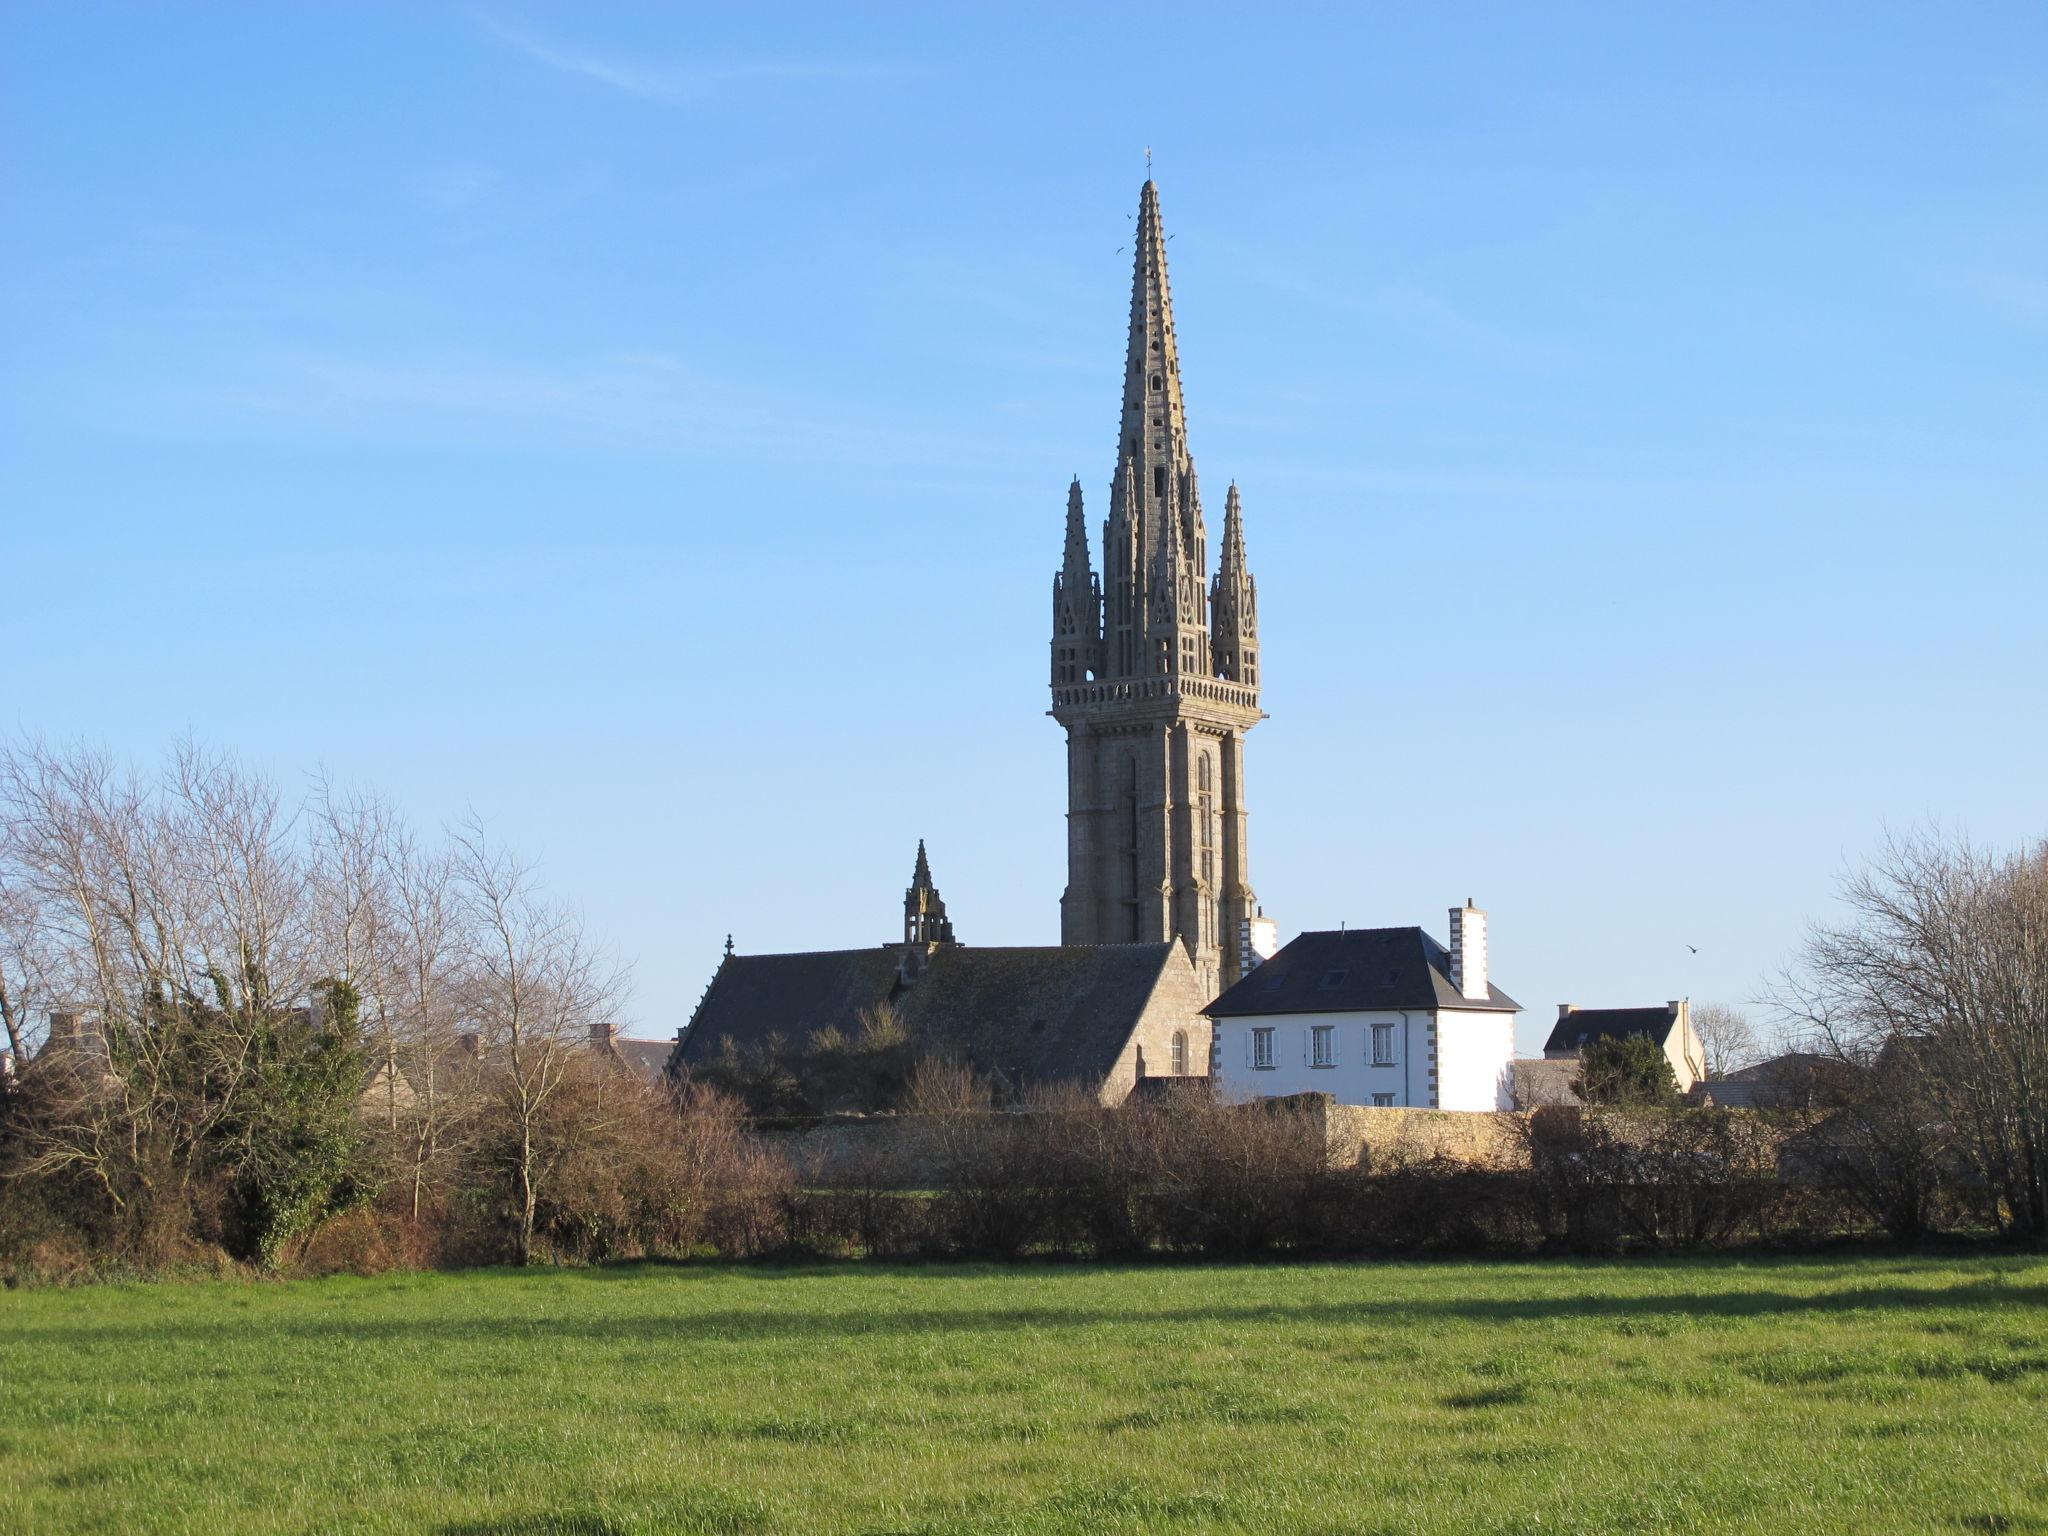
1204, 903, 1521, 1110
1544, 1000, 1706, 1093
1508, 1057, 1583, 1109
1691, 1051, 1852, 1110
589, 1021, 674, 1089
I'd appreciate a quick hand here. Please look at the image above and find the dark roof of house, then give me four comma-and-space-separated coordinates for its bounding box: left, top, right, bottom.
1544, 1004, 1682, 1056
608, 1037, 676, 1086
1691, 1052, 1852, 1108
1510, 1057, 1582, 1108
1205, 927, 1520, 1018
676, 942, 1188, 1092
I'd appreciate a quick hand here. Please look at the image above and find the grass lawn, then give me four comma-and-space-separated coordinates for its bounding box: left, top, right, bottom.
0, 1256, 2044, 1534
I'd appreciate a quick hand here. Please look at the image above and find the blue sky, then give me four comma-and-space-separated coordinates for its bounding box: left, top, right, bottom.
4, 4, 2044, 1052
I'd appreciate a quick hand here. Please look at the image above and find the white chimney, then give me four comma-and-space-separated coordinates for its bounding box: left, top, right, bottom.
1238, 914, 1279, 975
1448, 900, 1489, 1002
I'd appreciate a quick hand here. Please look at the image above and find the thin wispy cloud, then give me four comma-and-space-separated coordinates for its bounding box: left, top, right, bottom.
483, 17, 922, 105
111, 346, 1055, 481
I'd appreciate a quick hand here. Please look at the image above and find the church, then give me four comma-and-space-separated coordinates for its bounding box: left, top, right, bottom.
670, 178, 1264, 1105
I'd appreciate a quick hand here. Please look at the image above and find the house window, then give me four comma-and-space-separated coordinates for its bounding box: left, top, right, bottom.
1372, 1022, 1398, 1067
1372, 1092, 1396, 1108
1252, 1027, 1274, 1070
1171, 1030, 1189, 1075
1311, 1025, 1335, 1068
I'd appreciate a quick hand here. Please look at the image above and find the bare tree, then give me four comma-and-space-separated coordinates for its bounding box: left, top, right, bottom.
0, 870, 56, 1064
451, 817, 626, 1264
379, 824, 476, 1223
1775, 827, 2048, 1240
0, 738, 367, 1259
1692, 1002, 1763, 1078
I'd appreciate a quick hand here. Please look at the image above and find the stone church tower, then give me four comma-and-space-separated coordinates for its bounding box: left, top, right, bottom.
1050, 179, 1263, 999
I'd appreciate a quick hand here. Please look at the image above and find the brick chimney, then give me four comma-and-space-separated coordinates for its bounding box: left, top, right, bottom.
589, 1020, 619, 1050
1447, 900, 1489, 1002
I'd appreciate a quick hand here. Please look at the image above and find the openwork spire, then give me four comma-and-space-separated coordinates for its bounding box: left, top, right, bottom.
904, 839, 956, 946
1113, 180, 1198, 585
1210, 482, 1258, 686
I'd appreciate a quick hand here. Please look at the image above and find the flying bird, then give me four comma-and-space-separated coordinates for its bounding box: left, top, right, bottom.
1687, 944, 1700, 954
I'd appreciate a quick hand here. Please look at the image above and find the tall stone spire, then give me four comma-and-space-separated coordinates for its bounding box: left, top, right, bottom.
903, 839, 956, 946
1118, 179, 1193, 557
1100, 178, 1210, 682
1049, 178, 1267, 1001
1210, 483, 1258, 686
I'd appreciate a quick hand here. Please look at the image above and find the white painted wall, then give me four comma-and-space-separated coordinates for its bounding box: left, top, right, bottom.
1211, 1005, 1517, 1109
1435, 1007, 1517, 1111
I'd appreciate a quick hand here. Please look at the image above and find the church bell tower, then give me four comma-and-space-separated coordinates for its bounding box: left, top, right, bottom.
1049, 179, 1264, 999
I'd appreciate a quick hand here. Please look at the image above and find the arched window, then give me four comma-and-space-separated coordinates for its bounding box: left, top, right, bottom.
1150, 373, 1163, 392
1170, 1030, 1189, 1075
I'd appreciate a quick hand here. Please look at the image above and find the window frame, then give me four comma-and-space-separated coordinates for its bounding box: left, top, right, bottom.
1251, 1027, 1275, 1071
1371, 1021, 1398, 1068
1310, 1024, 1335, 1069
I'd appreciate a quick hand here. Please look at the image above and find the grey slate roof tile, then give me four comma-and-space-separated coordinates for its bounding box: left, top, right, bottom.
1204, 927, 1519, 1018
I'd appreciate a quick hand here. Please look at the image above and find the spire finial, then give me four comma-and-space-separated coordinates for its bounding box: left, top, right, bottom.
1144, 145, 1153, 181
723, 933, 734, 958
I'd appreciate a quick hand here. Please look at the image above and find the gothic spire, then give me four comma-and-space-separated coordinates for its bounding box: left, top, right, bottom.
904, 839, 956, 946
1052, 476, 1102, 685
1210, 482, 1259, 686
1117, 180, 1193, 572
1062, 475, 1090, 572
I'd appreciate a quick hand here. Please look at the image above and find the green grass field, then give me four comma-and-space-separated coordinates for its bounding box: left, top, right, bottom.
1, 1256, 2044, 1535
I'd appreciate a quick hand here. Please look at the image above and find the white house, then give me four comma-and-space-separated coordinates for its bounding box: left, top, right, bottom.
1204, 902, 1521, 1110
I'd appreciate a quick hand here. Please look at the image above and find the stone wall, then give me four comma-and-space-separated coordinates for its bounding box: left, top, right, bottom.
1312, 1102, 1529, 1170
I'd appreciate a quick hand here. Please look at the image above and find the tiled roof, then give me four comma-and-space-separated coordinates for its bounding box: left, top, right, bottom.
1544, 1005, 1681, 1056
609, 1037, 675, 1086
677, 942, 1186, 1093
1205, 927, 1520, 1018
1510, 1057, 1582, 1108
1692, 1052, 1851, 1109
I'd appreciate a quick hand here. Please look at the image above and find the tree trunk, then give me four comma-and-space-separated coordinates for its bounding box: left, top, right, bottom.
515, 1120, 536, 1265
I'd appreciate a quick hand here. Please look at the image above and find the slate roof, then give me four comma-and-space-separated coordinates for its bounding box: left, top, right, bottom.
676, 942, 1187, 1093
1204, 927, 1520, 1018
1510, 1057, 1583, 1108
1544, 1005, 1682, 1056
608, 1037, 676, 1087
1691, 1052, 1850, 1109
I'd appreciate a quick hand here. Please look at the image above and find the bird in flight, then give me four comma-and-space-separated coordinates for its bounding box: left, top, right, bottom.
1687, 944, 1700, 954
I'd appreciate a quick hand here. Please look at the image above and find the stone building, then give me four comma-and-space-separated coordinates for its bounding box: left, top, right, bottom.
1544, 1000, 1707, 1093
1050, 179, 1265, 1000
671, 845, 1211, 1107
